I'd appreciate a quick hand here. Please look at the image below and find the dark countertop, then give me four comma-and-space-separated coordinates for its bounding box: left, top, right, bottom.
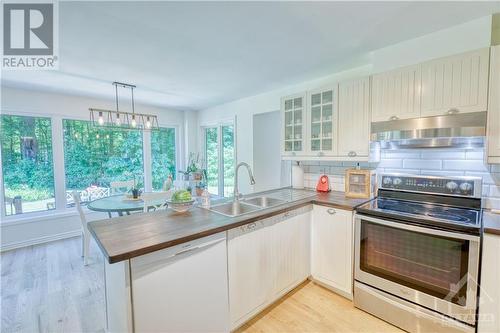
483, 210, 500, 236
88, 188, 369, 264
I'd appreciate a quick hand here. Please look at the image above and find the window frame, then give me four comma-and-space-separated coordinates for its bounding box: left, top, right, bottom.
200, 117, 236, 197
0, 109, 181, 224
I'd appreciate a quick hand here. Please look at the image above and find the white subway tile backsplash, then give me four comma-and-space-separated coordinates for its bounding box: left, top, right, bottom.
420, 170, 465, 177
490, 186, 500, 198
378, 159, 403, 168
465, 150, 484, 160
421, 150, 466, 160
442, 160, 489, 172
403, 159, 442, 170
382, 150, 421, 159
300, 148, 499, 208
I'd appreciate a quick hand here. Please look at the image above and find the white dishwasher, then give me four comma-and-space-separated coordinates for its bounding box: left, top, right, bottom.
130, 232, 229, 333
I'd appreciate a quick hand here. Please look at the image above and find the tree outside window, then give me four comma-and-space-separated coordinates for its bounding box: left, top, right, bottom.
1, 115, 55, 215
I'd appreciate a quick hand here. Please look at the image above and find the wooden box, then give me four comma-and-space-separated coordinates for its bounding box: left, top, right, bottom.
345, 169, 377, 199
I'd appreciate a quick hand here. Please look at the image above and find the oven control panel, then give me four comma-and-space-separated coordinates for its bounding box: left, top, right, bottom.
379, 174, 482, 198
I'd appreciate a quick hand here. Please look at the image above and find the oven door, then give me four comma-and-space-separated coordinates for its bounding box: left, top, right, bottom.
354, 214, 480, 325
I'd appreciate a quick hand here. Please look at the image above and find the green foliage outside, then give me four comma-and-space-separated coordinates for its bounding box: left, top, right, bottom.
0, 115, 55, 202
151, 128, 176, 190
63, 119, 144, 192
205, 125, 235, 196
205, 127, 219, 192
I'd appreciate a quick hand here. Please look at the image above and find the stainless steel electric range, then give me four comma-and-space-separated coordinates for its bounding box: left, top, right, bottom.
354, 173, 483, 333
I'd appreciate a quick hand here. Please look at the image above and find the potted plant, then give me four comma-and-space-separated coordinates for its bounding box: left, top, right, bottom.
186, 152, 204, 180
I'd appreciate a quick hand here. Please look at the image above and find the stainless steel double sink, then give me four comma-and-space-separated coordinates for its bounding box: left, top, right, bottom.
209, 196, 286, 217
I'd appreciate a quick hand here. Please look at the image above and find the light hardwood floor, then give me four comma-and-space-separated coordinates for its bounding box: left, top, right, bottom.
236, 281, 403, 333
1, 237, 402, 333
1, 237, 105, 333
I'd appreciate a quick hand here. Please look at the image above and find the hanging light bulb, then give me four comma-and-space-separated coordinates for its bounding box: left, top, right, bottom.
98, 111, 104, 125
115, 113, 121, 126
131, 115, 137, 128
145, 116, 151, 129
96, 133, 100, 139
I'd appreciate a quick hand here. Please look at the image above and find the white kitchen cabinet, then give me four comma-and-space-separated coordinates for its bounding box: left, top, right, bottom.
371, 64, 422, 122
227, 207, 311, 330
311, 205, 354, 299
338, 77, 371, 158
488, 45, 500, 164
227, 219, 275, 328
421, 48, 489, 117
307, 86, 338, 157
273, 210, 311, 296
477, 233, 500, 333
282, 93, 307, 156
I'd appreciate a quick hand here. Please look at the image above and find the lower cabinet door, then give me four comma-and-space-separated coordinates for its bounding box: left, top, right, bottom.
227, 208, 312, 330
273, 211, 311, 296
478, 234, 500, 333
227, 220, 274, 328
311, 205, 353, 298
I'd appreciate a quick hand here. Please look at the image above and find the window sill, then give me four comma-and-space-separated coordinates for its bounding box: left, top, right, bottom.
1, 207, 103, 227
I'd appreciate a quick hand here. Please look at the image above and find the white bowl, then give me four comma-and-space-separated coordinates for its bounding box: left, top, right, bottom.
166, 199, 195, 213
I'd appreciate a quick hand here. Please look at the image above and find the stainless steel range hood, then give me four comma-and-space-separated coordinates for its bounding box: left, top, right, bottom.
371, 112, 487, 149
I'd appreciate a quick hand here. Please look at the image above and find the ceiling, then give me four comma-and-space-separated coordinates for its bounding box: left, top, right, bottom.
2, 1, 500, 111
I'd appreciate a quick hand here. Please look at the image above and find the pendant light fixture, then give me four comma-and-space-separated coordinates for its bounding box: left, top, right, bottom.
89, 82, 159, 131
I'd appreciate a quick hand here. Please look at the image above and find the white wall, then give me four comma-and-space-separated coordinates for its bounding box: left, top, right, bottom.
197, 15, 493, 193
0, 86, 191, 251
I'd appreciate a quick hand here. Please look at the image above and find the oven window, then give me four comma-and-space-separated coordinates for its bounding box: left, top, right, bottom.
360, 220, 469, 306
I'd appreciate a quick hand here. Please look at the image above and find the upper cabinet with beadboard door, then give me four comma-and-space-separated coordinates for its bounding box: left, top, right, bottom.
421, 48, 490, 117
338, 77, 371, 158
488, 45, 500, 164
307, 86, 338, 157
371, 64, 422, 122
281, 93, 307, 157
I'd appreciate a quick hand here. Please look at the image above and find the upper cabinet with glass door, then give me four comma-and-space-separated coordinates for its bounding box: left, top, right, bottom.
308, 87, 338, 157
281, 93, 306, 156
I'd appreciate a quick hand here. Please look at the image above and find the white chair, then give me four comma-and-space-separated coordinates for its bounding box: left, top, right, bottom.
110, 180, 135, 195
72, 190, 90, 266
142, 191, 172, 213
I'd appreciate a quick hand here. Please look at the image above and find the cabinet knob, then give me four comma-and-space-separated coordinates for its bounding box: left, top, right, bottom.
327, 208, 336, 215
389, 116, 399, 121
348, 151, 357, 157
247, 223, 256, 230
447, 108, 460, 115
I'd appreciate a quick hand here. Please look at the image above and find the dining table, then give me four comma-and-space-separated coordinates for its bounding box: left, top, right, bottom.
87, 194, 165, 218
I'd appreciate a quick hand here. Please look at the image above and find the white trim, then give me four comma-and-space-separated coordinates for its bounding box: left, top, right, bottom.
0, 207, 104, 227
0, 229, 82, 252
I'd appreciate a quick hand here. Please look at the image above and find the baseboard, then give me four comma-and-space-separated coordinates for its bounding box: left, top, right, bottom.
0, 229, 82, 252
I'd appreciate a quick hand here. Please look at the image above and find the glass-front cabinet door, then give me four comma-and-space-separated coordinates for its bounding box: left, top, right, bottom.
308, 87, 338, 156
282, 93, 306, 156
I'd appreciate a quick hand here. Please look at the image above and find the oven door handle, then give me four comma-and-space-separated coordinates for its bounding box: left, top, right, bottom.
354, 214, 479, 242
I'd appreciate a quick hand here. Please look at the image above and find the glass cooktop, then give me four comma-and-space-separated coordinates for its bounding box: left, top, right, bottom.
358, 198, 481, 228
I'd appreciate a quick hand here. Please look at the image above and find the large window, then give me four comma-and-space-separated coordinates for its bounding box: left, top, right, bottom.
1, 115, 55, 215
151, 127, 176, 191
204, 124, 234, 197
63, 119, 143, 205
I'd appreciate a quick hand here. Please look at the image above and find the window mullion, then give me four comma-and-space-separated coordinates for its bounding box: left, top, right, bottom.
143, 130, 152, 192
52, 116, 66, 211
217, 125, 224, 197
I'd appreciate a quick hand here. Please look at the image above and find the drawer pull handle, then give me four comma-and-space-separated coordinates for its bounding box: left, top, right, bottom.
247, 223, 256, 230
348, 151, 357, 157
389, 116, 399, 121
327, 208, 336, 215
447, 108, 460, 115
